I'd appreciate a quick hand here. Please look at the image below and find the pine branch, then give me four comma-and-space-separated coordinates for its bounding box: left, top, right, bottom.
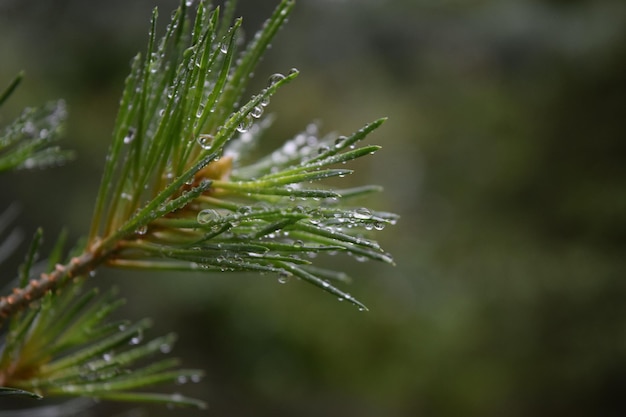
0, 0, 397, 409
0, 73, 74, 173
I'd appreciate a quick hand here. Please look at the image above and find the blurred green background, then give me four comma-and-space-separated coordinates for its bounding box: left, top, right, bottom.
2, 0, 626, 416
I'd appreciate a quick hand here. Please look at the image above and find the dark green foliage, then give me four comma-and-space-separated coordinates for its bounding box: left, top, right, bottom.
0, 73, 73, 173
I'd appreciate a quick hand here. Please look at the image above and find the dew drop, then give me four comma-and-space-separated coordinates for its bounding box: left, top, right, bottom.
288, 68, 298, 76
197, 134, 214, 150
293, 240, 304, 248
250, 105, 263, 119
260, 95, 271, 107
130, 335, 142, 345
373, 221, 385, 231
160, 343, 172, 354
135, 225, 148, 235
318, 145, 330, 155
354, 255, 368, 263
219, 43, 228, 54
102, 353, 113, 362
197, 209, 219, 224
268, 73, 285, 86
334, 136, 347, 148
353, 208, 372, 220
123, 127, 136, 144
237, 115, 253, 133
176, 375, 188, 385
278, 271, 292, 284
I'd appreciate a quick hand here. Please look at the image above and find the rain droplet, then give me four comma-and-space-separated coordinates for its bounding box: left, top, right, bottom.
197, 134, 214, 150
318, 145, 330, 155
268, 73, 285, 86
219, 43, 228, 54
176, 375, 188, 385
250, 105, 263, 119
160, 343, 172, 354
334, 136, 347, 148
373, 221, 385, 230
260, 96, 270, 107
288, 68, 298, 76
236, 115, 253, 133
354, 255, 368, 262
278, 271, 292, 284
197, 209, 219, 224
293, 240, 304, 248
135, 225, 148, 235
130, 334, 143, 345
123, 127, 136, 144
353, 208, 372, 220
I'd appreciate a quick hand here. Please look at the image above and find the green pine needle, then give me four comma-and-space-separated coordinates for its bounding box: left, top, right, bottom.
0, 98, 74, 173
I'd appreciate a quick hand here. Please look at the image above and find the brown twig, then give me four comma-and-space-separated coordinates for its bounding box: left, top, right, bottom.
0, 244, 110, 328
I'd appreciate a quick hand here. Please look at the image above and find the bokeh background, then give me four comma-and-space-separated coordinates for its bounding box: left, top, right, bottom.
2, 0, 626, 416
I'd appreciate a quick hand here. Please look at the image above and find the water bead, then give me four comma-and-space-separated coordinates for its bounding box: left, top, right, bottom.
237, 115, 253, 133
278, 271, 292, 284
268, 73, 285, 86
197, 209, 219, 224
353, 208, 372, 220
334, 136, 347, 148
251, 105, 264, 119
123, 127, 136, 144
197, 134, 214, 150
